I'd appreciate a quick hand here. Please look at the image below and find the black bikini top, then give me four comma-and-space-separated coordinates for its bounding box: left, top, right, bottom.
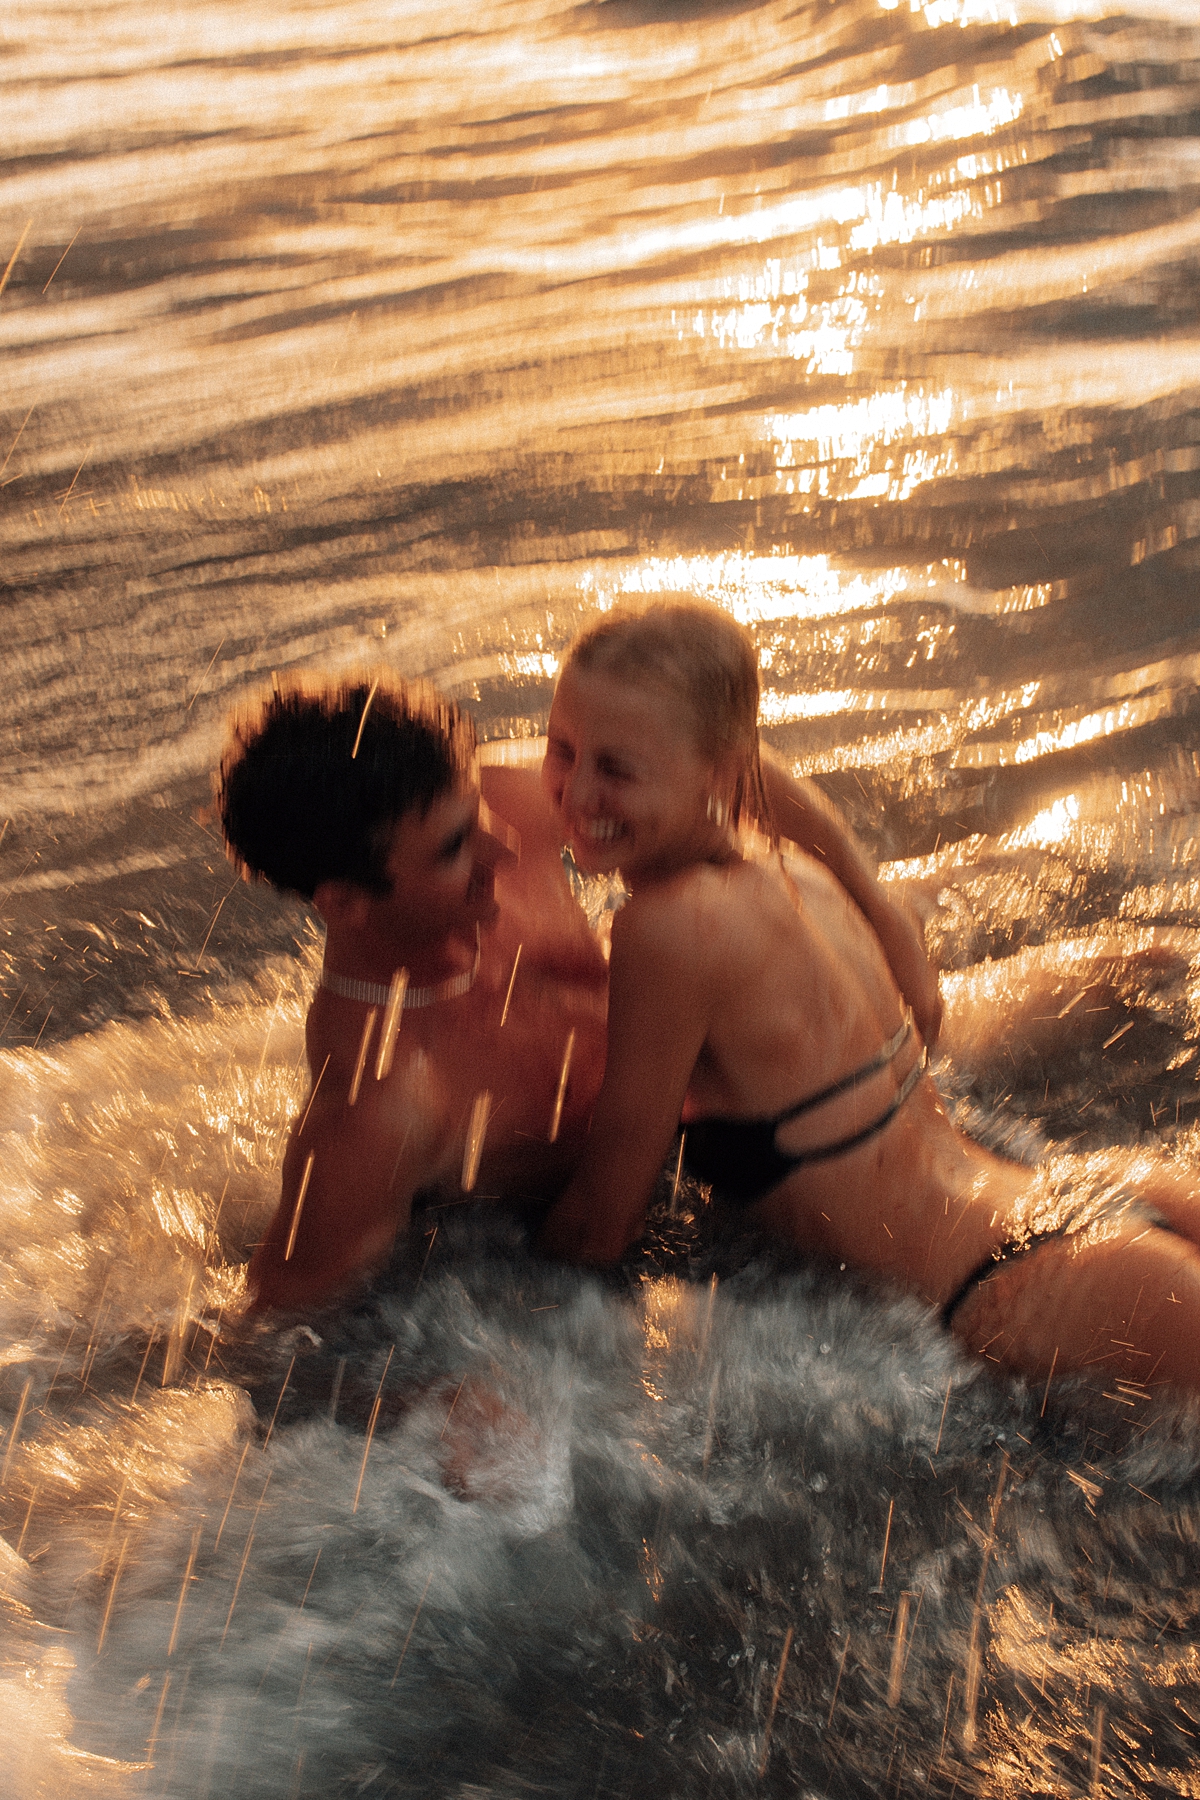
681, 1014, 925, 1207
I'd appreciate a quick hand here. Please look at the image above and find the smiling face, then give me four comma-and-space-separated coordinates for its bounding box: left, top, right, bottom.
543, 666, 729, 883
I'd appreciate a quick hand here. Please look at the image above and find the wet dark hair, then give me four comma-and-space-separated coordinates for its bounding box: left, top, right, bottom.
563, 598, 771, 833
217, 675, 476, 899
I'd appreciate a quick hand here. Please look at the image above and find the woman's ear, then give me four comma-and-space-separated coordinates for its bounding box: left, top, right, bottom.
312, 879, 375, 930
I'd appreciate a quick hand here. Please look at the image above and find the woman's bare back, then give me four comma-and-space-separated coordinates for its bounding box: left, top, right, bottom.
681, 848, 917, 1121
660, 848, 1024, 1308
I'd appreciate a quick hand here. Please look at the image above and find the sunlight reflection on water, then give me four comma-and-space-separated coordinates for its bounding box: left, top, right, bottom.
3, 0, 1200, 1792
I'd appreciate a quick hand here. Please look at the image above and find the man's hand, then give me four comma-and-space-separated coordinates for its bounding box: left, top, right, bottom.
759, 751, 941, 1049
864, 891, 942, 1050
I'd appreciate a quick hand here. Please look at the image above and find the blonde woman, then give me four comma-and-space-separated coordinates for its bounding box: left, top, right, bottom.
538, 600, 1200, 1396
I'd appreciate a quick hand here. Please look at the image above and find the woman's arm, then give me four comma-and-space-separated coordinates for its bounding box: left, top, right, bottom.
759, 749, 942, 1049
538, 892, 713, 1264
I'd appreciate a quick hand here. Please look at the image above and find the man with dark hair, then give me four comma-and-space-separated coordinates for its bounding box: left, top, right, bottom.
220, 677, 478, 899
220, 671, 939, 1312
219, 674, 611, 1311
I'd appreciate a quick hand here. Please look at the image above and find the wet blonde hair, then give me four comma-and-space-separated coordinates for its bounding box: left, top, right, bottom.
562, 598, 771, 835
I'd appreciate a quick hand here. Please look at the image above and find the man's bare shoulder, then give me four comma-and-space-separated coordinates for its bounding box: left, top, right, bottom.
294, 1002, 459, 1201
479, 756, 563, 857
246, 1016, 460, 1311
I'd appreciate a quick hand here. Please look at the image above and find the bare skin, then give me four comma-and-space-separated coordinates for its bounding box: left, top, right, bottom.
936, 930, 1194, 1079
538, 665, 1200, 1396
247, 737, 937, 1313
247, 764, 608, 1311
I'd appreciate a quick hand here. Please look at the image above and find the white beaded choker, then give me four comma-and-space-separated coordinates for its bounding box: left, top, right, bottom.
320, 927, 481, 1010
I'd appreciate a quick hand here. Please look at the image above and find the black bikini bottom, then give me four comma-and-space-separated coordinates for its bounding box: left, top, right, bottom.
941, 1176, 1174, 1327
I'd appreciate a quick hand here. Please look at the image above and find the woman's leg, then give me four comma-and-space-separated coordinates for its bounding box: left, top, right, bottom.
1086, 1148, 1200, 1249
951, 1222, 1200, 1394
938, 934, 1193, 1078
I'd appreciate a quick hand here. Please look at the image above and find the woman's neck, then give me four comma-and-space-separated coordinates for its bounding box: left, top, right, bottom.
623, 831, 741, 895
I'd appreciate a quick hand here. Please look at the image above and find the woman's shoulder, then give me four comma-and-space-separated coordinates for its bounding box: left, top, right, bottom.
613, 859, 759, 965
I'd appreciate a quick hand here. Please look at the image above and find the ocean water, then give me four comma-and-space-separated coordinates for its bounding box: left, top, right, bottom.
3, 0, 1200, 1794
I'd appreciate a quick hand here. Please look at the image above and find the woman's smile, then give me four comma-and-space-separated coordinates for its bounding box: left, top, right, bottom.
542, 666, 727, 884
581, 817, 626, 844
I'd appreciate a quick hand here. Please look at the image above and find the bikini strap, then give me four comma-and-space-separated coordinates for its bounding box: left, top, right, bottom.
773, 1047, 928, 1168
771, 1013, 913, 1128
940, 1224, 1067, 1327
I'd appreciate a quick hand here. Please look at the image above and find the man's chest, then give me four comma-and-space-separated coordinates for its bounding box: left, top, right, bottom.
395, 977, 606, 1201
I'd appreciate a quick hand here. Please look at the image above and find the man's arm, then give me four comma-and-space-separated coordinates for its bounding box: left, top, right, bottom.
247, 1057, 449, 1312
479, 759, 564, 856
759, 749, 942, 1048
